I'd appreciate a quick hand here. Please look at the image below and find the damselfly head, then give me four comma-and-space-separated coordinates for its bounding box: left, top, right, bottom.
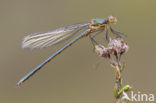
108, 16, 117, 24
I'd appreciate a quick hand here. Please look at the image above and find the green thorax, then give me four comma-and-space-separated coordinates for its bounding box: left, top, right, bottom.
91, 19, 108, 26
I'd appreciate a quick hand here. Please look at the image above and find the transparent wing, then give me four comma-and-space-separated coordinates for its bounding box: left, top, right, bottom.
22, 22, 90, 49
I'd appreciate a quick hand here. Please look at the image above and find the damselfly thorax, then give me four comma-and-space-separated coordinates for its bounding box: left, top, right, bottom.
89, 19, 109, 31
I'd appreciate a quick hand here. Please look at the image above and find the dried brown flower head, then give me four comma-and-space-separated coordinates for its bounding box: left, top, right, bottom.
108, 37, 128, 55
95, 45, 110, 58
95, 37, 128, 62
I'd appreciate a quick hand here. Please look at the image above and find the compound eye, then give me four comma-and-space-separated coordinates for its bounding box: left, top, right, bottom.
108, 16, 117, 23
109, 18, 114, 23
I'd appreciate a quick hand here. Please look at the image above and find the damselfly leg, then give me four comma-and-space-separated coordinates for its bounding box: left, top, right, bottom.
110, 27, 126, 38
89, 30, 103, 48
104, 28, 109, 43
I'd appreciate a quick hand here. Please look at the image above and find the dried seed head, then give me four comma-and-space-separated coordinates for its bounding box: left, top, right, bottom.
95, 45, 110, 58
108, 37, 128, 55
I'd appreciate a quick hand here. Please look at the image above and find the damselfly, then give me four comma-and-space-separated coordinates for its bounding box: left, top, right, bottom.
16, 16, 124, 87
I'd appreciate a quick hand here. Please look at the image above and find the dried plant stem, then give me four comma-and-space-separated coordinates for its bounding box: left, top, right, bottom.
114, 65, 122, 103
94, 37, 131, 103
113, 61, 130, 103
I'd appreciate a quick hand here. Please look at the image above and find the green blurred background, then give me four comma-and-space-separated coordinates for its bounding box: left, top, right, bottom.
0, 0, 156, 103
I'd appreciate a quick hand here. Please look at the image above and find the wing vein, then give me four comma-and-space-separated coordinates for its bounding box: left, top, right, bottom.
22, 22, 90, 49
